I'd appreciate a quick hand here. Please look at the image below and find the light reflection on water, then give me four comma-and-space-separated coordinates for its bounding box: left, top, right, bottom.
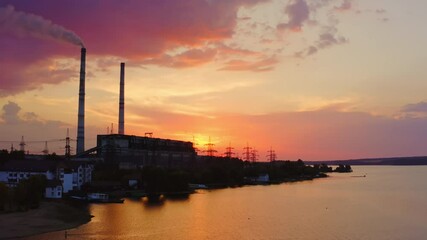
26, 166, 427, 240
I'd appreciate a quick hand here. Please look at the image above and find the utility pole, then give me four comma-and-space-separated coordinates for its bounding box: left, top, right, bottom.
250, 149, 258, 163
19, 136, 26, 152
42, 141, 49, 155
65, 128, 71, 158
243, 143, 252, 161
267, 147, 276, 162
204, 137, 217, 157
192, 135, 200, 154
224, 142, 235, 158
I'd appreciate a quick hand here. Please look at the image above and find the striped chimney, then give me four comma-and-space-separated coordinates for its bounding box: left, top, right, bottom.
118, 62, 125, 135
76, 47, 86, 154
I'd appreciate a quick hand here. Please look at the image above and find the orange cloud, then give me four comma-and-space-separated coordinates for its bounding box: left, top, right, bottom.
219, 56, 279, 72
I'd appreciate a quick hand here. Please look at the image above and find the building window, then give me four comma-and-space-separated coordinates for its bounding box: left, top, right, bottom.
58, 192, 61, 196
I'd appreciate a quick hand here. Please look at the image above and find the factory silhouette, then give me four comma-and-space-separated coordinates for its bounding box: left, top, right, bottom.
3, 47, 276, 166
74, 47, 197, 169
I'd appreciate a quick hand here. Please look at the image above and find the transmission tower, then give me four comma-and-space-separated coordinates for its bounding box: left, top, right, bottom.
65, 128, 71, 158
204, 137, 217, 157
192, 135, 200, 154
250, 149, 258, 163
19, 136, 26, 152
42, 141, 49, 155
267, 147, 276, 162
224, 142, 235, 158
243, 143, 252, 161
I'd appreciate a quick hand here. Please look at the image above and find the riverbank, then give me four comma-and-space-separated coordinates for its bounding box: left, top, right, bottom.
0, 200, 92, 239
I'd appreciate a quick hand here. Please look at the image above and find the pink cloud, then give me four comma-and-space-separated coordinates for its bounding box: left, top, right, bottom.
0, 0, 269, 95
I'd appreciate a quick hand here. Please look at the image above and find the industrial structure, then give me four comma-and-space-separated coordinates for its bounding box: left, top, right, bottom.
243, 143, 252, 162
96, 134, 196, 169
204, 137, 217, 157
267, 147, 276, 162
224, 143, 235, 158
119, 62, 125, 135
71, 59, 197, 169
76, 47, 86, 154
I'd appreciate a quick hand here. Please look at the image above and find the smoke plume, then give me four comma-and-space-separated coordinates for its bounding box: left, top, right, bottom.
0, 5, 84, 47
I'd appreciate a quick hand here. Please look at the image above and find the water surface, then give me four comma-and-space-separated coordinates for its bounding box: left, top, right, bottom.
27, 166, 427, 239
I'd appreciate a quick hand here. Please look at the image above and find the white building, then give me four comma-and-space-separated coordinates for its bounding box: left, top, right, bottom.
0, 159, 94, 197
57, 161, 93, 193
0, 160, 57, 187
45, 180, 63, 199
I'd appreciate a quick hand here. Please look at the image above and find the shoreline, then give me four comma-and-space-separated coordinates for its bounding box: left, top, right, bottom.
0, 175, 328, 239
0, 200, 92, 240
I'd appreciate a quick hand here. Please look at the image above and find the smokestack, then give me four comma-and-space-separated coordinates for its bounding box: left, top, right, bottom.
76, 48, 86, 154
118, 62, 125, 135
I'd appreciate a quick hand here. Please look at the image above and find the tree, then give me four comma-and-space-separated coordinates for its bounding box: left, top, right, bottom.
13, 175, 47, 210
0, 183, 9, 211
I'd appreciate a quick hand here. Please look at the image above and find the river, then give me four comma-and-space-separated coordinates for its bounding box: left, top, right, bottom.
26, 166, 427, 240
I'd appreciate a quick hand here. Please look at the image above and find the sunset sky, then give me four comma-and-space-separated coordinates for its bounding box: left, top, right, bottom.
1, 0, 427, 160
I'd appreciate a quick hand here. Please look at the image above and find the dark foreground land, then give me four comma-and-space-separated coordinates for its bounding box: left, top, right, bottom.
0, 201, 91, 239
0, 158, 345, 239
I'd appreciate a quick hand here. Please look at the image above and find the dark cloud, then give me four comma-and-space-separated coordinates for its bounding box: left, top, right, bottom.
294, 25, 347, 58
277, 0, 310, 32
317, 27, 347, 48
2, 101, 21, 124
402, 102, 427, 113
376, 9, 386, 14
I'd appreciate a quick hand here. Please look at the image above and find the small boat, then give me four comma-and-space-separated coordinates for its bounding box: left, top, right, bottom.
87, 193, 124, 203
189, 184, 208, 189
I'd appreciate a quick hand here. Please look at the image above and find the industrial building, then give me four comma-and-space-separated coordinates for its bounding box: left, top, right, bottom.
96, 134, 196, 169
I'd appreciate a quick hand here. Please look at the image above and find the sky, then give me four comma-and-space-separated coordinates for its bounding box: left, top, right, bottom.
1, 0, 427, 161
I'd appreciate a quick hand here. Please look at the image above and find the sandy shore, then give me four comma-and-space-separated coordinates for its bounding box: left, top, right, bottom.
0, 201, 92, 239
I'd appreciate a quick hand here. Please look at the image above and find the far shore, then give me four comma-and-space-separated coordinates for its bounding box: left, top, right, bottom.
0, 200, 92, 239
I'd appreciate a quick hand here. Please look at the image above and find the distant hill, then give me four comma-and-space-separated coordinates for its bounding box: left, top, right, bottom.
305, 156, 427, 166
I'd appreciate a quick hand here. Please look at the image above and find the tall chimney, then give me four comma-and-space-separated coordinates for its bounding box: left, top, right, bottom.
118, 62, 125, 135
76, 47, 86, 154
